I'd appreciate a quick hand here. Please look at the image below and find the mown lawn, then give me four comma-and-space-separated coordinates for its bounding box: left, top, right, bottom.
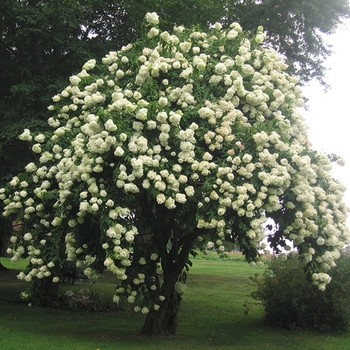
1, 254, 349, 350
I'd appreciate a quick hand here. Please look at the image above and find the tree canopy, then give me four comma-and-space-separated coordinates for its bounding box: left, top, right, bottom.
1, 0, 348, 205
1, 13, 349, 335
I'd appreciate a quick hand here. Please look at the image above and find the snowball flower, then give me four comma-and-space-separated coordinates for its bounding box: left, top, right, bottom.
175, 193, 187, 204
175, 282, 187, 294
150, 253, 159, 261
145, 12, 159, 26
215, 62, 227, 74
141, 306, 150, 314
156, 193, 166, 204
105, 119, 117, 132
19, 129, 33, 142
23, 233, 33, 241
83, 59, 96, 71
138, 257, 146, 265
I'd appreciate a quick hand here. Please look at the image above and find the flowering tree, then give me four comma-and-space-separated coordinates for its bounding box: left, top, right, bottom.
1, 13, 349, 335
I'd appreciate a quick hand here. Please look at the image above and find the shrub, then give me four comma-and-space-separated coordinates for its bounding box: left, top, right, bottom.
251, 250, 350, 331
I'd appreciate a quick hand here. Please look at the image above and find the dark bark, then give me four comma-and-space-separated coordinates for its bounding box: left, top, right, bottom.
141, 277, 180, 335
40, 277, 59, 305
140, 228, 202, 335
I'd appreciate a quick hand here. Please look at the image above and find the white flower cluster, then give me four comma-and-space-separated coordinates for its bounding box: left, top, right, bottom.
312, 272, 332, 291
1, 13, 349, 307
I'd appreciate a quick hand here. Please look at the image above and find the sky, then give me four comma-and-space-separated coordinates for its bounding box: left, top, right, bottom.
302, 18, 350, 222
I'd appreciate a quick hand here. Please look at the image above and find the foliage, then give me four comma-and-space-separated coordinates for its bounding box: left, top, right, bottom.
1, 13, 349, 334
251, 251, 350, 331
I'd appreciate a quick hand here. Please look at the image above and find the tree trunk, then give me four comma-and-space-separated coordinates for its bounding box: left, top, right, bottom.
39, 277, 59, 306
141, 278, 180, 335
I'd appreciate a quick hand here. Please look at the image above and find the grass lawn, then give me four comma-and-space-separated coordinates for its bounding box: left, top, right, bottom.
1, 254, 349, 349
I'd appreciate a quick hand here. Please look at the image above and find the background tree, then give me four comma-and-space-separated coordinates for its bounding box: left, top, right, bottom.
1, 13, 349, 335
220, 0, 350, 86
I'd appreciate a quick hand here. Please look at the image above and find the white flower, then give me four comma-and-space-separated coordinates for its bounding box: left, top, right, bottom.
175, 193, 187, 204
175, 282, 187, 294
226, 29, 237, 40
105, 199, 114, 207
121, 56, 129, 64
150, 253, 159, 260
23, 233, 32, 241
154, 180, 166, 192
51, 217, 62, 226
148, 27, 160, 38
138, 257, 146, 265
127, 295, 136, 303
125, 231, 135, 243
141, 306, 150, 314
83, 59, 96, 71
158, 97, 168, 107
207, 241, 215, 249
218, 207, 226, 216
69, 75, 81, 85
114, 147, 125, 157
184, 186, 195, 197
214, 22, 222, 31
179, 41, 192, 53
136, 108, 148, 120
145, 12, 159, 26
34, 134, 46, 143
156, 193, 166, 204
32, 144, 42, 154
165, 197, 176, 209
19, 129, 33, 142
209, 75, 222, 84
215, 62, 227, 74
105, 119, 117, 132
242, 154, 253, 163
316, 237, 325, 245
25, 163, 37, 172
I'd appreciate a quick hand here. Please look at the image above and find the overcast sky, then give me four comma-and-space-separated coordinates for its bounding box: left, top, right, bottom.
302, 18, 350, 221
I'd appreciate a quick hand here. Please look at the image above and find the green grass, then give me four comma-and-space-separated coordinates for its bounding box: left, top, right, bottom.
0, 256, 28, 270
1, 254, 350, 349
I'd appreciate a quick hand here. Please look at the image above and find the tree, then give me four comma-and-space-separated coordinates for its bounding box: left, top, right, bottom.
1, 13, 349, 335
1, 0, 349, 263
